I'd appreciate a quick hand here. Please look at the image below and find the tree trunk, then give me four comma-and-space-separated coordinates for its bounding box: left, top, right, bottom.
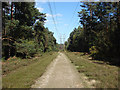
117, 2, 120, 56
11, 2, 13, 20
14, 2, 17, 20
8, 39, 11, 58
2, 4, 6, 36
117, 2, 120, 29
90, 6, 93, 21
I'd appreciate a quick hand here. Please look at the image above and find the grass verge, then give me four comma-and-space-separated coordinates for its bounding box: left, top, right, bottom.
2, 54, 43, 75
2, 52, 58, 88
65, 51, 119, 88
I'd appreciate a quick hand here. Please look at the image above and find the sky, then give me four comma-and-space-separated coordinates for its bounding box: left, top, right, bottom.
35, 1, 82, 44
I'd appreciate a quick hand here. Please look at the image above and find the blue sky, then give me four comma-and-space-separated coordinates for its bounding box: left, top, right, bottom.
35, 2, 82, 44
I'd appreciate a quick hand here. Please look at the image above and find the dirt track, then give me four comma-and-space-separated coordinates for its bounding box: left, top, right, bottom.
31, 52, 92, 88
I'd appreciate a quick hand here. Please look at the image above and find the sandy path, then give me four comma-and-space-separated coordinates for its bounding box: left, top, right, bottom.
31, 52, 91, 88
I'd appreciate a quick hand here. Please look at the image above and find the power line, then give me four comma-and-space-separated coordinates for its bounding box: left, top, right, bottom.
70, 1, 79, 23
71, 17, 80, 29
59, 34, 66, 44
53, 1, 58, 23
47, 0, 59, 36
53, 1, 60, 33
63, 34, 66, 44
66, 1, 81, 34
59, 34, 66, 50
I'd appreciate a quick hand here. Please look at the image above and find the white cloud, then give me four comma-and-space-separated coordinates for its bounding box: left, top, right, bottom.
35, 0, 47, 3
54, 14, 63, 17
64, 24, 69, 26
44, 13, 63, 25
35, 0, 82, 2
45, 19, 62, 25
37, 7, 44, 12
46, 13, 52, 17
46, 13, 63, 17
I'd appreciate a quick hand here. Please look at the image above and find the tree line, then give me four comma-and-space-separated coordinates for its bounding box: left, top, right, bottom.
2, 2, 58, 60
65, 2, 120, 65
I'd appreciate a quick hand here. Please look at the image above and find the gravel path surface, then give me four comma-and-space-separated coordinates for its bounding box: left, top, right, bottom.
31, 52, 92, 88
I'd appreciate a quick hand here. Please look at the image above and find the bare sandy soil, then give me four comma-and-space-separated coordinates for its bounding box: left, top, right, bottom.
31, 52, 93, 88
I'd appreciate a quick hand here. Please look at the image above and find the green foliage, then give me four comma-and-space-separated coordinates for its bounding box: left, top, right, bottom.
66, 26, 88, 52
2, 57, 6, 62
5, 20, 19, 37
89, 46, 99, 59
2, 2, 57, 60
67, 2, 120, 65
37, 42, 44, 52
15, 39, 36, 58
18, 25, 34, 40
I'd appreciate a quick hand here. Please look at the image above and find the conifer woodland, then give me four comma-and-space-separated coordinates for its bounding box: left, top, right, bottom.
1, 2, 120, 88
65, 2, 120, 65
2, 2, 58, 60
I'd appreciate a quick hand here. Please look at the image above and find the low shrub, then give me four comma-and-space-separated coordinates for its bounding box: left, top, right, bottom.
89, 46, 99, 59
15, 39, 36, 58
